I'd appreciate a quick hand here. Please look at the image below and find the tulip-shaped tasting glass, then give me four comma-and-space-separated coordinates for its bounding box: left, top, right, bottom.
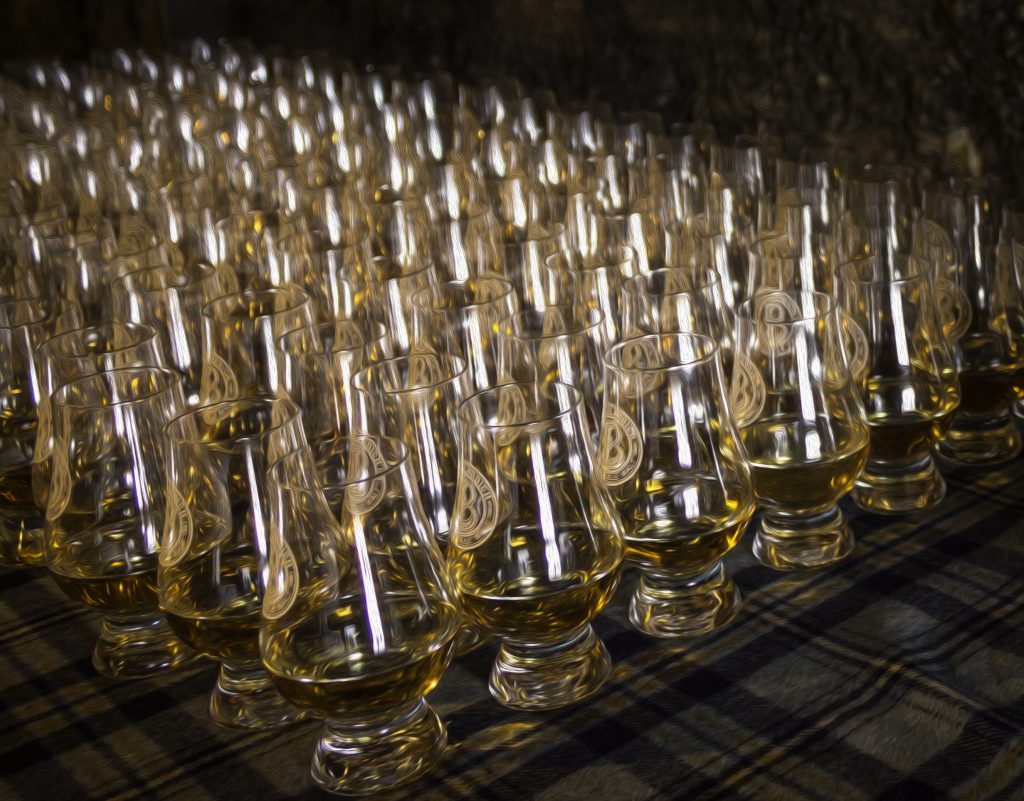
276, 320, 370, 446
838, 255, 961, 513
200, 286, 317, 403
411, 275, 518, 394
111, 260, 238, 405
45, 366, 196, 678
262, 438, 461, 796
599, 333, 755, 637
354, 352, 486, 654
0, 298, 60, 566
353, 353, 468, 549
553, 244, 638, 348
448, 382, 624, 709
938, 198, 1024, 465
497, 305, 609, 442
732, 291, 870, 570
367, 256, 438, 356
32, 322, 167, 525
159, 396, 308, 728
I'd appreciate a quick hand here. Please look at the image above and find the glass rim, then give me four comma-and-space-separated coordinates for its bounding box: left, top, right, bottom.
201, 285, 312, 320
270, 434, 410, 491
411, 274, 515, 312
605, 331, 718, 373
276, 319, 365, 356
457, 380, 583, 431
111, 263, 185, 293
838, 253, 934, 285
164, 395, 301, 450
558, 243, 637, 273
354, 351, 467, 395
40, 320, 159, 358
369, 254, 436, 281
53, 365, 180, 409
627, 265, 722, 296
499, 305, 604, 342
0, 295, 50, 329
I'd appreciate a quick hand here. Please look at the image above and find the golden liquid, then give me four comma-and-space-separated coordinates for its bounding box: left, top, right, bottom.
460, 564, 620, 640
51, 568, 158, 613
956, 332, 1024, 416
263, 594, 458, 718
48, 497, 161, 613
0, 461, 44, 564
862, 374, 959, 460
452, 521, 623, 640
957, 368, 1021, 417
0, 413, 38, 519
161, 547, 264, 661
0, 462, 35, 508
743, 416, 869, 510
610, 429, 754, 571
866, 408, 957, 461
627, 514, 750, 572
164, 611, 261, 662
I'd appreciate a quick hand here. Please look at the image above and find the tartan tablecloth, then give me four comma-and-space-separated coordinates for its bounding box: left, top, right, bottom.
2, 459, 1023, 801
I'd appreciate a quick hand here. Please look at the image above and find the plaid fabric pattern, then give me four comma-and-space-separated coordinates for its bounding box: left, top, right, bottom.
2, 459, 1023, 801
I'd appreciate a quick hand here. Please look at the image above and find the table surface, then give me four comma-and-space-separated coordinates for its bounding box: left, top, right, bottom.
2, 459, 1024, 801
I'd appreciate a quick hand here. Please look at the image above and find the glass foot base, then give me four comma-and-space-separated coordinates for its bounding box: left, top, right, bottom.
490, 623, 611, 710
937, 420, 1022, 466
753, 506, 854, 571
312, 699, 446, 796
210, 660, 309, 729
852, 457, 946, 515
93, 613, 200, 680
629, 561, 741, 638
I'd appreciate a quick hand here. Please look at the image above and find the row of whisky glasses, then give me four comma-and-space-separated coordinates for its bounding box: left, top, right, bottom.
2, 41, 1024, 796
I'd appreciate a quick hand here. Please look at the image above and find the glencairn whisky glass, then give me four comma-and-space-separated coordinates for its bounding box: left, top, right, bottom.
263, 438, 461, 795
370, 196, 433, 269
367, 256, 438, 356
45, 366, 196, 678
502, 224, 571, 311
606, 197, 663, 275
550, 243, 638, 347
732, 291, 870, 570
354, 353, 468, 547
160, 396, 307, 728
313, 242, 379, 325
497, 305, 608, 437
448, 382, 624, 709
838, 255, 961, 512
937, 192, 1023, 464
622, 266, 734, 355
110, 266, 197, 400
33, 322, 167, 526
600, 333, 754, 636
354, 352, 486, 653
200, 286, 317, 403
276, 320, 369, 445
411, 275, 518, 393
433, 203, 504, 282
0, 297, 57, 566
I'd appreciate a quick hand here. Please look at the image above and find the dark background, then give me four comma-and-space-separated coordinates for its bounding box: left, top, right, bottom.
5, 0, 1024, 189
